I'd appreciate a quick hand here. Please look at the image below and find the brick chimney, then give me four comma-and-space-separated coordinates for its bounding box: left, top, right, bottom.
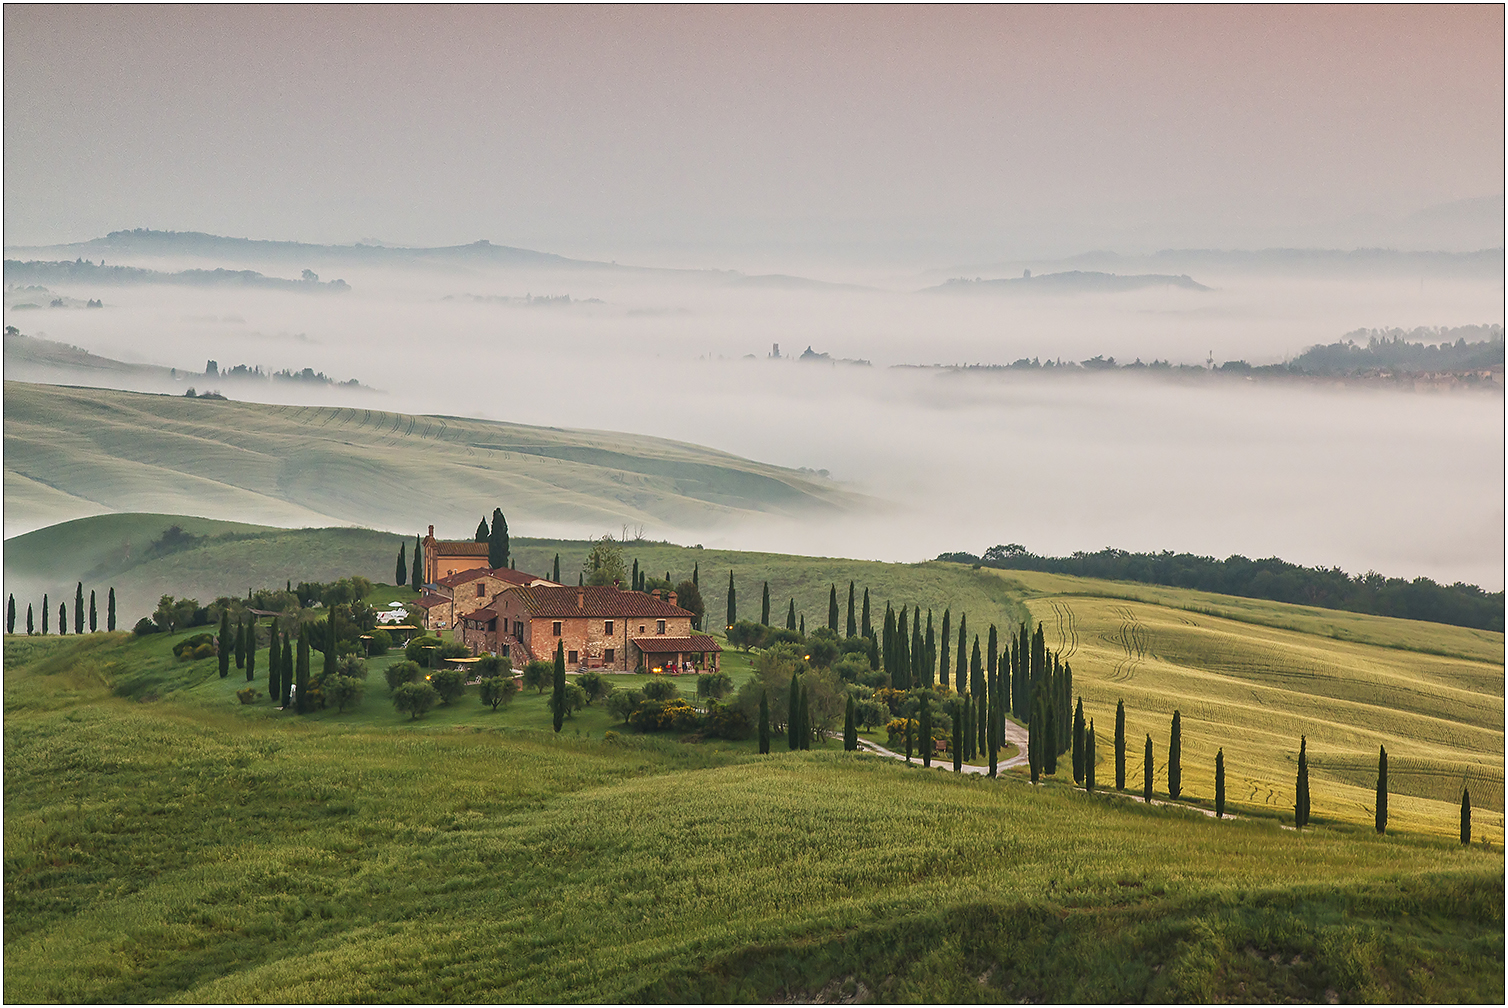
668, 591, 678, 608
427, 525, 434, 538
577, 586, 585, 609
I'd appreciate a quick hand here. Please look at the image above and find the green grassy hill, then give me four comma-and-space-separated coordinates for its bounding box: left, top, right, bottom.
3, 630, 1502, 1002
2, 381, 861, 538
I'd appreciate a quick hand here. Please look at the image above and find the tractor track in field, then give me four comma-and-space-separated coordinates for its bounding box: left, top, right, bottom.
1106, 605, 1150, 682
1049, 600, 1079, 660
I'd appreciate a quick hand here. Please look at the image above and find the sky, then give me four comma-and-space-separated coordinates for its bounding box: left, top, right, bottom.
5, 5, 1504, 268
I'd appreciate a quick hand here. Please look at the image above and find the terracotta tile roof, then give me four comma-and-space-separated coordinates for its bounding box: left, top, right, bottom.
437, 566, 561, 589
459, 608, 498, 623
414, 593, 451, 609
631, 634, 723, 654
510, 585, 695, 619
436, 567, 493, 588
432, 540, 491, 557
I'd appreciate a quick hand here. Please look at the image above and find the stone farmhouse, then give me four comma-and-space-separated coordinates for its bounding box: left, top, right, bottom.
458, 584, 721, 674
415, 565, 560, 632
420, 525, 492, 583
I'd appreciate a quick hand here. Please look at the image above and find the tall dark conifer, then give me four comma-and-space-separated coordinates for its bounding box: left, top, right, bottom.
26, 603, 34, 635
1084, 721, 1096, 792
1027, 696, 1042, 782
411, 535, 422, 591
799, 614, 804, 636
42, 593, 49, 635
882, 607, 896, 681
1144, 734, 1154, 802
693, 563, 699, 588
1460, 787, 1472, 845
74, 582, 84, 634
844, 695, 857, 751
924, 610, 935, 688
939, 609, 951, 688
58, 601, 66, 635
867, 633, 878, 671
1072, 697, 1086, 784
828, 584, 839, 632
1295, 736, 1310, 828
281, 638, 294, 707
953, 704, 963, 771
1375, 746, 1388, 835
956, 614, 967, 687
761, 582, 771, 626
1168, 710, 1182, 799
245, 619, 257, 682
971, 637, 985, 753
798, 684, 811, 751
911, 608, 922, 684
903, 713, 913, 763
108, 588, 117, 631
295, 627, 311, 713
323, 618, 337, 680
234, 619, 246, 669
726, 571, 736, 627
920, 694, 932, 767
396, 544, 407, 586
786, 599, 796, 630
758, 691, 771, 754
1215, 748, 1226, 818
5, 594, 13, 634
489, 509, 509, 569
861, 588, 872, 638
1114, 700, 1126, 790
895, 610, 911, 690
475, 516, 490, 541
556, 555, 564, 583
846, 582, 857, 637
268, 623, 281, 702
552, 640, 566, 732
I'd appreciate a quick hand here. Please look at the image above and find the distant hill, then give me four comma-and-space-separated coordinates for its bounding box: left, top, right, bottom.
3, 258, 350, 291
2, 381, 862, 540
933, 247, 1505, 283
926, 270, 1211, 295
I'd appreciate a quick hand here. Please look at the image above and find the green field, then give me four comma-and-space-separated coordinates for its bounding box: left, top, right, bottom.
2, 380, 860, 537
994, 569, 1504, 841
5, 628, 1502, 1003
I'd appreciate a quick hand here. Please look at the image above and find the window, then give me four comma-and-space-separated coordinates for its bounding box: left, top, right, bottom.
639, 625, 646, 634
476, 584, 485, 597
568, 650, 578, 665
603, 648, 614, 664
514, 621, 523, 639
656, 620, 666, 635
552, 621, 562, 636
501, 644, 510, 657
604, 620, 614, 635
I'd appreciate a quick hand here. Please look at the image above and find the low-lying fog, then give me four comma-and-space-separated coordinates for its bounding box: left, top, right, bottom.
9, 258, 1504, 589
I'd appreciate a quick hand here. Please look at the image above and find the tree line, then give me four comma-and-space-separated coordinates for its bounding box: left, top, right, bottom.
941, 545, 1503, 632
7, 584, 116, 636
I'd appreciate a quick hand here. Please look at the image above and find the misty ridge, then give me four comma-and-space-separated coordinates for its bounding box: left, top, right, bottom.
4, 257, 351, 292
2, 225, 1502, 589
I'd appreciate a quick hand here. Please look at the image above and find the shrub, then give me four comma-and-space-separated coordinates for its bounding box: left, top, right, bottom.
392, 681, 440, 720
236, 687, 260, 705
855, 698, 890, 730
832, 657, 870, 684
366, 627, 391, 656
695, 670, 735, 702
132, 617, 159, 636
606, 688, 646, 723
522, 659, 553, 694
546, 681, 588, 719
336, 655, 368, 679
385, 660, 422, 692
478, 676, 519, 710
630, 698, 701, 732
886, 717, 920, 745
476, 654, 513, 678
405, 635, 442, 664
643, 677, 679, 701
576, 671, 613, 704
172, 632, 217, 660
726, 620, 765, 651
191, 643, 217, 661
438, 641, 470, 660
327, 675, 366, 713
704, 702, 751, 740
429, 668, 465, 704
806, 637, 840, 668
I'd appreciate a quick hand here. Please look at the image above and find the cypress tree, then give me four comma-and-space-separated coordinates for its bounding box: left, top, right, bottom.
758, 691, 770, 754
1168, 710, 1182, 799
1144, 734, 1154, 802
761, 582, 770, 626
235, 618, 246, 669
1215, 748, 1226, 818
89, 590, 97, 632
787, 674, 800, 751
1085, 721, 1096, 793
74, 582, 84, 634
1296, 736, 1310, 828
987, 624, 998, 689
844, 695, 857, 751
939, 609, 951, 688
295, 627, 311, 713
786, 598, 796, 631
846, 582, 856, 637
1375, 745, 1388, 835
1460, 787, 1472, 845
961, 696, 972, 761
956, 614, 967, 686
828, 584, 839, 631
693, 563, 699, 587
923, 610, 935, 688
267, 623, 280, 701
5, 594, 13, 634
1072, 697, 1086, 784
281, 638, 294, 707
552, 640, 566, 732
475, 516, 490, 541
953, 705, 963, 771
798, 684, 811, 751
107, 587, 116, 631
920, 694, 932, 767
799, 614, 804, 636
1114, 699, 1126, 790
1028, 697, 1041, 782
59, 602, 67, 635
971, 636, 985, 752
904, 713, 913, 763
246, 619, 257, 682
987, 685, 998, 779
556, 554, 563, 583
895, 610, 911, 690
726, 571, 736, 627
578, 573, 584, 587
411, 535, 422, 591
861, 588, 872, 637
1043, 698, 1058, 775
27, 603, 34, 635
866, 632, 878, 671
396, 543, 407, 585
882, 607, 895, 680
489, 508, 509, 568
323, 618, 337, 680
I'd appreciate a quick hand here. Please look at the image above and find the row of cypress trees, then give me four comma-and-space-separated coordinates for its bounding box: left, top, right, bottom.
7, 585, 117, 635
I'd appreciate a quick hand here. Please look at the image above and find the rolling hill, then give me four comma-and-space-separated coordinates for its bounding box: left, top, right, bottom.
2, 381, 862, 540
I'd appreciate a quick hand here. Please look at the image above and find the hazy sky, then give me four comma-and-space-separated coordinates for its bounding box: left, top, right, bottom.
5, 5, 1503, 266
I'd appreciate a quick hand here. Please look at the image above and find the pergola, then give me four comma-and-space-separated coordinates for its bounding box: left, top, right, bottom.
631, 634, 722, 674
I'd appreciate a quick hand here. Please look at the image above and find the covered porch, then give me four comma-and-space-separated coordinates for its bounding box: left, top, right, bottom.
630, 634, 723, 674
